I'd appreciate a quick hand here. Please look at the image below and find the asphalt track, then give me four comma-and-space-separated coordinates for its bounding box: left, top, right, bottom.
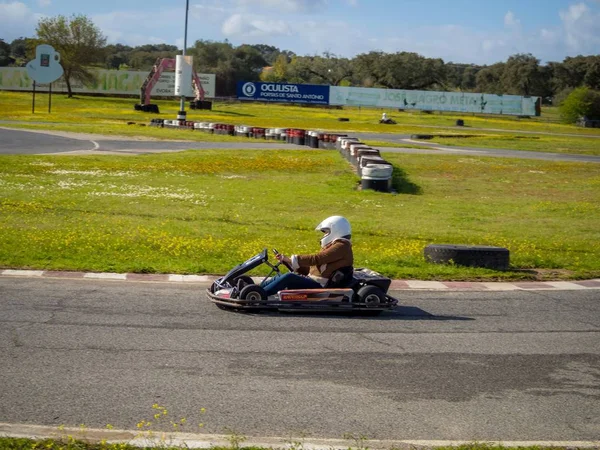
0, 276, 599, 445
2, 127, 600, 163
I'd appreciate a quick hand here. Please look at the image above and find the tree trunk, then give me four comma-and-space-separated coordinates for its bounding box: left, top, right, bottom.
64, 70, 73, 98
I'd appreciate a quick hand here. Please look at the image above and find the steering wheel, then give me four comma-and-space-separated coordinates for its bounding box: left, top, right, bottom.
272, 248, 294, 272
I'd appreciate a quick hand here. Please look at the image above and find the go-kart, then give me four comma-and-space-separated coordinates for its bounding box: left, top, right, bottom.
379, 118, 397, 124
207, 249, 398, 313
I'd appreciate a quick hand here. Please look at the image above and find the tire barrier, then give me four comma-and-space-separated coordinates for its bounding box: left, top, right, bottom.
288, 129, 306, 146
349, 144, 373, 165
252, 127, 266, 139
361, 164, 394, 192
189, 100, 213, 110
145, 118, 396, 192
424, 244, 510, 270
136, 104, 160, 113
307, 131, 320, 148
149, 119, 165, 128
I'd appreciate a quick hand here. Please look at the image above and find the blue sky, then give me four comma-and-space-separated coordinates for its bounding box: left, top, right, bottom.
1, 0, 599, 64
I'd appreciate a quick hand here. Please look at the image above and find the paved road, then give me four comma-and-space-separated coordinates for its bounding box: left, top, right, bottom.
1, 277, 599, 442
2, 127, 600, 163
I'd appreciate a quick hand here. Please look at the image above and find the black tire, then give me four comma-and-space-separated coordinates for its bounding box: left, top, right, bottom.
240, 284, 267, 302
233, 275, 255, 286
424, 244, 509, 270
411, 134, 434, 140
356, 285, 385, 307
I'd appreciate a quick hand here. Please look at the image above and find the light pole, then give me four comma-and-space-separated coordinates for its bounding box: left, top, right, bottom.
177, 0, 190, 121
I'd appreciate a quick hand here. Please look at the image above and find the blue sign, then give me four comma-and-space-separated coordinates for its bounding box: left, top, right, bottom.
237, 82, 330, 105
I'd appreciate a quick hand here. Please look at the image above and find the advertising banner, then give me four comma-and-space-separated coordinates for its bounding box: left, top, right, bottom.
0, 68, 216, 98
330, 86, 540, 116
237, 81, 329, 105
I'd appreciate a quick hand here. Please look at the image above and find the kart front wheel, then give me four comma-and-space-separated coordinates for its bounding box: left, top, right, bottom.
356, 285, 385, 306
240, 285, 267, 302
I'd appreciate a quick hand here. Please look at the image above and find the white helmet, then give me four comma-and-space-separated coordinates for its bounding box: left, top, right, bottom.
315, 216, 351, 248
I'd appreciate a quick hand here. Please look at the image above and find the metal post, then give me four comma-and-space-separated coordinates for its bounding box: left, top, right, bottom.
32, 81, 36, 114
177, 0, 189, 121
49, 83, 52, 113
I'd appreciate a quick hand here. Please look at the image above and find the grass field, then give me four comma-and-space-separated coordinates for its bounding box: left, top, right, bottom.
2, 90, 600, 136
1, 91, 599, 280
1, 149, 598, 280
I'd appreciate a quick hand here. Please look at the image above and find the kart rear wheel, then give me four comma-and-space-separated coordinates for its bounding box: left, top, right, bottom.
240, 284, 267, 302
233, 275, 255, 287
357, 285, 385, 307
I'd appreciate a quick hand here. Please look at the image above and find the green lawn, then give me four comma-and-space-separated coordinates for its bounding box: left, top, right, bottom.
2, 91, 600, 140
416, 133, 600, 156
1, 150, 598, 281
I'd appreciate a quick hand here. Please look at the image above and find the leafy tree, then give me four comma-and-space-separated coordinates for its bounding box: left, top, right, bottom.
260, 54, 289, 82
35, 14, 106, 97
250, 44, 294, 66
354, 51, 445, 90
289, 54, 352, 86
9, 37, 28, 60
475, 63, 505, 94
501, 53, 547, 96
0, 39, 12, 66
583, 57, 600, 90
104, 43, 132, 69
560, 87, 600, 123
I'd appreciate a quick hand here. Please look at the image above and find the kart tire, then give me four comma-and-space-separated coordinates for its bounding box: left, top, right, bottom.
357, 285, 385, 307
424, 244, 509, 270
240, 284, 267, 302
233, 275, 255, 286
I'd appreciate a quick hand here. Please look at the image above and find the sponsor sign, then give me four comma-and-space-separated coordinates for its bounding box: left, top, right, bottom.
237, 82, 330, 105
26, 44, 63, 84
0, 68, 216, 98
331, 86, 540, 116
280, 293, 309, 302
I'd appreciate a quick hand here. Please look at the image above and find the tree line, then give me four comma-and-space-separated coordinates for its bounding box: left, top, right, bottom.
0, 14, 599, 104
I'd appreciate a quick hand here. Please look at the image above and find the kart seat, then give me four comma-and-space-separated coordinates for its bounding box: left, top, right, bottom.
325, 266, 354, 288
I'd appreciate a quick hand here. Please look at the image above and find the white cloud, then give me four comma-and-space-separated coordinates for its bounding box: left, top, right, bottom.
504, 11, 520, 28
92, 9, 182, 46
235, 0, 327, 13
558, 2, 600, 52
222, 13, 291, 37
190, 2, 229, 21
0, 1, 43, 41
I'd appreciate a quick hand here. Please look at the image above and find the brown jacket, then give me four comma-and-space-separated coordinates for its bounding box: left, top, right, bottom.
293, 239, 353, 284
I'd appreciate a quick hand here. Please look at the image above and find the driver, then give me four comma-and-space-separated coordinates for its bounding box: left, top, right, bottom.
262, 216, 354, 295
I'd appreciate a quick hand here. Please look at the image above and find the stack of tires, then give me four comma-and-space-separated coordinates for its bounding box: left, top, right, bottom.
361, 164, 394, 192
336, 137, 394, 193
288, 129, 306, 145
149, 119, 165, 128
252, 127, 266, 139
235, 125, 251, 137
306, 131, 320, 148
